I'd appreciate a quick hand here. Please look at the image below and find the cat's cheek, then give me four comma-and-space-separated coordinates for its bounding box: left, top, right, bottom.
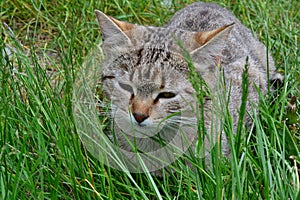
114, 113, 161, 138
150, 104, 169, 121
103, 81, 118, 99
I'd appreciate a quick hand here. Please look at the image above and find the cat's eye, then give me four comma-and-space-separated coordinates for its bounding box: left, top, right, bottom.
118, 82, 134, 94
155, 92, 177, 100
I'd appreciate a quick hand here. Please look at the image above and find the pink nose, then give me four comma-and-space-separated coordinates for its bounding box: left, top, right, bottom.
133, 112, 149, 124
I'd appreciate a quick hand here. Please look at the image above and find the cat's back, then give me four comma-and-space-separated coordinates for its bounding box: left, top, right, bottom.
165, 2, 256, 50
166, 2, 240, 32
166, 2, 254, 59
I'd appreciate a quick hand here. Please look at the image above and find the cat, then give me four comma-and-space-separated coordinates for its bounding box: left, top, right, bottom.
94, 2, 282, 173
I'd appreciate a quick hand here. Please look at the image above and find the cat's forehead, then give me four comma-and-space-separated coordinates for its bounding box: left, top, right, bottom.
108, 46, 189, 74
137, 26, 190, 48
129, 62, 166, 87
105, 49, 189, 91
136, 82, 157, 96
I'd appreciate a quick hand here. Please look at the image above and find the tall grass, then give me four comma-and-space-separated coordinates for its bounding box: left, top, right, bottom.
1, 0, 299, 199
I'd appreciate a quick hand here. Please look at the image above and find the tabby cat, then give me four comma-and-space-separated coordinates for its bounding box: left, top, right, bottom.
95, 2, 282, 173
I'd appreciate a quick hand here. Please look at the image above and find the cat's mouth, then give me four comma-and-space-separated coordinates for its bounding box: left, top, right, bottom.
136, 123, 146, 127
115, 117, 164, 138
113, 111, 181, 139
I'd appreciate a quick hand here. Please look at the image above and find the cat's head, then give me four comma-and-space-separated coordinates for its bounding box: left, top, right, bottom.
95, 10, 233, 138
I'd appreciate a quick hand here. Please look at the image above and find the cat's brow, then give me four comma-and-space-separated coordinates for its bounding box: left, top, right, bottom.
101, 75, 115, 81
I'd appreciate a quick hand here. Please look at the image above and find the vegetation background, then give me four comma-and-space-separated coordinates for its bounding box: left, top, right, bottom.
1, 0, 299, 199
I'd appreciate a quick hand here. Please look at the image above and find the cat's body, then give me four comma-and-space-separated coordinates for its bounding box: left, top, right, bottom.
95, 2, 281, 172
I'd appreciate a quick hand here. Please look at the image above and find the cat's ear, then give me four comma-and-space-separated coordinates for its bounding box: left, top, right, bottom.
193, 23, 234, 49
190, 23, 234, 59
190, 23, 234, 88
94, 10, 135, 42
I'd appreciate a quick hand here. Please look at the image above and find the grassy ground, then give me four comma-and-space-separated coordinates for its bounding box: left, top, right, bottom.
1, 0, 299, 199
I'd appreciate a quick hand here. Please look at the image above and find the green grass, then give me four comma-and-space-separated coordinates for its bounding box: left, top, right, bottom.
1, 0, 299, 199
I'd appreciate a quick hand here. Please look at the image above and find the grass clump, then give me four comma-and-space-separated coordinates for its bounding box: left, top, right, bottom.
1, 0, 299, 199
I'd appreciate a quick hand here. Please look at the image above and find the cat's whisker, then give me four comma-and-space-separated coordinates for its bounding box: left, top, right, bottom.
169, 116, 198, 124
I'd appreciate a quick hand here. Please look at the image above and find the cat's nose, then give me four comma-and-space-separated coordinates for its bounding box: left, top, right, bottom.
133, 112, 149, 124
